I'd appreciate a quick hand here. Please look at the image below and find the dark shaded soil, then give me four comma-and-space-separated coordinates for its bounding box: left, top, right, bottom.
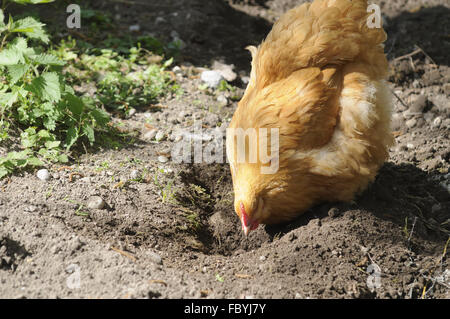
0, 0, 449, 298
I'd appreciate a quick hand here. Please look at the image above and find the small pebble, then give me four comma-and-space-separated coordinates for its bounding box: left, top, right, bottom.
201, 70, 224, 88
405, 118, 417, 128
391, 113, 403, 131
36, 169, 50, 181
409, 95, 427, 113
241, 75, 250, 85
406, 143, 415, 149
217, 95, 228, 106
259, 255, 266, 261
148, 251, 162, 265
128, 108, 136, 117
155, 131, 166, 142
87, 196, 105, 210
25, 205, 38, 213
130, 169, 141, 180
212, 60, 237, 82
143, 129, 158, 140
155, 17, 165, 24
174, 134, 183, 143
172, 66, 182, 74
433, 117, 442, 128
129, 24, 140, 32
80, 177, 91, 183
158, 155, 169, 163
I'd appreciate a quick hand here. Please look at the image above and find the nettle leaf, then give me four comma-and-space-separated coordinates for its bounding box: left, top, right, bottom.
65, 126, 78, 150
0, 167, 9, 179
0, 9, 5, 30
0, 47, 20, 65
27, 157, 44, 166
0, 38, 28, 65
30, 53, 65, 66
25, 72, 61, 103
43, 117, 56, 131
12, 16, 49, 43
12, 37, 28, 53
37, 129, 51, 139
90, 108, 110, 126
0, 92, 18, 107
82, 122, 95, 144
7, 64, 29, 85
64, 92, 84, 117
45, 140, 60, 149
8, 150, 31, 161
58, 154, 68, 163
20, 127, 38, 148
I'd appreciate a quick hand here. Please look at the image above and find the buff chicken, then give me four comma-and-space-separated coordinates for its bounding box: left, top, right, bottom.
226, 0, 394, 235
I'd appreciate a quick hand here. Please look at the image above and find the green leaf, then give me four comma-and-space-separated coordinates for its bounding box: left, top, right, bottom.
37, 129, 51, 139
31, 53, 65, 66
0, 47, 20, 65
0, 9, 5, 30
25, 72, 61, 103
90, 108, 110, 126
0, 37, 30, 65
163, 57, 173, 68
65, 126, 78, 149
0, 166, 9, 179
12, 16, 49, 43
11, 37, 28, 54
7, 150, 30, 160
57, 154, 68, 163
82, 123, 95, 144
20, 128, 37, 148
64, 93, 84, 116
43, 117, 56, 131
0, 92, 18, 107
7, 64, 29, 84
45, 140, 60, 149
27, 157, 44, 166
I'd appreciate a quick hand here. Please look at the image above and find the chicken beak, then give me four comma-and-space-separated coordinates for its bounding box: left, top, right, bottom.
239, 201, 259, 236
240, 213, 259, 236
241, 214, 251, 236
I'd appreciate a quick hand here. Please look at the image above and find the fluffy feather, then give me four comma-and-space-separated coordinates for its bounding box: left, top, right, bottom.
226, 0, 394, 233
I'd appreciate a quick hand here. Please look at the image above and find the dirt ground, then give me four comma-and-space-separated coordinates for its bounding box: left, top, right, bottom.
1, 0, 449, 299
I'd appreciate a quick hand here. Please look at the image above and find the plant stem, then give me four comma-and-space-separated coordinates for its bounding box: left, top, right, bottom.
0, 33, 9, 50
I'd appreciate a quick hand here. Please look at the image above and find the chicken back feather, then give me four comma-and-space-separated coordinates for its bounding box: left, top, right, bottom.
226, 0, 394, 234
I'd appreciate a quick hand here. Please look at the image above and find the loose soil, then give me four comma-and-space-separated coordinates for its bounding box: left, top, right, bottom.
0, 0, 449, 298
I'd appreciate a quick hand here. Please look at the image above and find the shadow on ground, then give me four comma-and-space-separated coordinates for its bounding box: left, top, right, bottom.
264, 163, 450, 244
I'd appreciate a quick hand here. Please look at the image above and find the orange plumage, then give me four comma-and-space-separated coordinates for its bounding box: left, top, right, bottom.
226, 0, 394, 235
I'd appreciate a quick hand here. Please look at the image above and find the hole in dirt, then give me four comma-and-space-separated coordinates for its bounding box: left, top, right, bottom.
0, 236, 31, 272
174, 163, 273, 256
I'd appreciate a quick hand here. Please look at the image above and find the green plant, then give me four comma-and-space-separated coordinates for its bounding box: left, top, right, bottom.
152, 168, 176, 204
70, 43, 177, 116
0, 0, 111, 178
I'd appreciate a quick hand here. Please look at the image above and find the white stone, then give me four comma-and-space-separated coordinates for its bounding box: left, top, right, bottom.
201, 70, 224, 89
129, 24, 140, 32
433, 116, 442, 127
37, 169, 50, 181
144, 129, 158, 140
158, 155, 169, 163
87, 196, 105, 210
155, 131, 166, 142
217, 95, 228, 106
